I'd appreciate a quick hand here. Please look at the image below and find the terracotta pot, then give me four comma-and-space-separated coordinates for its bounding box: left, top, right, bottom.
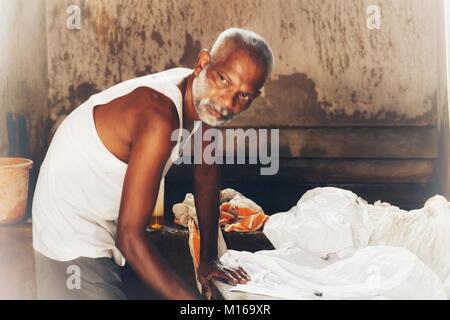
0, 158, 33, 225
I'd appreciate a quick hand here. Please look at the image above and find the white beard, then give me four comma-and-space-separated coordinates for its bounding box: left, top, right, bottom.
192, 68, 234, 127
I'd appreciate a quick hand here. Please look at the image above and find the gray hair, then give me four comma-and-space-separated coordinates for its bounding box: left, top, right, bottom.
210, 28, 274, 79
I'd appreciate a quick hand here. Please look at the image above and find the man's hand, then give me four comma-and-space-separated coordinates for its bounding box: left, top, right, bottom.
197, 258, 251, 300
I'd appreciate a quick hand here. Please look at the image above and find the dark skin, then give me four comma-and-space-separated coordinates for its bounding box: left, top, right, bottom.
94, 45, 268, 300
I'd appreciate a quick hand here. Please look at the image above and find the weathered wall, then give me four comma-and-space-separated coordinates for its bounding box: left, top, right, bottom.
46, 0, 440, 128
43, 0, 445, 191
435, 0, 450, 198
0, 0, 49, 161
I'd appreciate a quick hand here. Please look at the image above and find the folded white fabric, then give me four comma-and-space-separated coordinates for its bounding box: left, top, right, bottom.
367, 195, 450, 289
221, 245, 447, 300
224, 187, 450, 299
264, 187, 372, 259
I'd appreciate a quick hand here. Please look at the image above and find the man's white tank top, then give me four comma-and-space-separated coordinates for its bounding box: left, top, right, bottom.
32, 68, 194, 266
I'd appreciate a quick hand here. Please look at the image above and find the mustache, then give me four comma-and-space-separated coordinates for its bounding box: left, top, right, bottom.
199, 99, 234, 121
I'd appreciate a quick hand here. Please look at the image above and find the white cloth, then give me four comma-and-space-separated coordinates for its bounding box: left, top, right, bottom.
367, 195, 450, 291
33, 68, 194, 266
221, 245, 446, 300
264, 187, 372, 259
221, 187, 450, 299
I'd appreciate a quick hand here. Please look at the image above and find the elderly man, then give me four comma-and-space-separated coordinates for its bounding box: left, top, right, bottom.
32, 28, 274, 300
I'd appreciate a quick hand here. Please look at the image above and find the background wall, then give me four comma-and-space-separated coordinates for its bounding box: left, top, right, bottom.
436, 0, 450, 198
46, 0, 439, 127
43, 0, 446, 210
0, 0, 49, 162
0, 0, 446, 213
0, 0, 48, 300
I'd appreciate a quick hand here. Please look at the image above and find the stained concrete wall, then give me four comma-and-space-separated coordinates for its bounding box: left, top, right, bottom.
435, 0, 450, 198
46, 0, 441, 129
42, 0, 446, 191
0, 0, 49, 299
0, 0, 49, 161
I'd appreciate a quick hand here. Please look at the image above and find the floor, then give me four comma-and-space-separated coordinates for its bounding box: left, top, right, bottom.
0, 220, 36, 299
0, 221, 180, 300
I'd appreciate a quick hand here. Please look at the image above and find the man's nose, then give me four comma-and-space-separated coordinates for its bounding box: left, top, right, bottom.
219, 95, 234, 109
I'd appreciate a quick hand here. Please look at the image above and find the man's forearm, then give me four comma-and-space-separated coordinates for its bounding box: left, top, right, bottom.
194, 163, 221, 263
117, 230, 201, 299
193, 162, 250, 297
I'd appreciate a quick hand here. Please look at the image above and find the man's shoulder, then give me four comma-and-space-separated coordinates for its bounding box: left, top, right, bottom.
132, 86, 175, 108
131, 87, 180, 137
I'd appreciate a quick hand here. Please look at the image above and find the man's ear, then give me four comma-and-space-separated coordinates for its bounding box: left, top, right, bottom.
194, 49, 211, 76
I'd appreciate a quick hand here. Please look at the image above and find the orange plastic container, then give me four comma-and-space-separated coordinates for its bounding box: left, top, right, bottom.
0, 158, 33, 225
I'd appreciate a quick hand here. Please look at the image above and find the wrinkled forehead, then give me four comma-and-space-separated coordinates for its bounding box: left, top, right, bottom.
211, 48, 268, 91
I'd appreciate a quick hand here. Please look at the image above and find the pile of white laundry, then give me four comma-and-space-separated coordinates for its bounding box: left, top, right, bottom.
220, 187, 450, 300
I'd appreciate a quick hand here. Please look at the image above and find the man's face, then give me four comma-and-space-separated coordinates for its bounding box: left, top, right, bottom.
192, 49, 266, 127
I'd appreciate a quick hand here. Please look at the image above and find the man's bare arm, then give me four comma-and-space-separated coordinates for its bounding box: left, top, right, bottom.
194, 161, 221, 264
194, 127, 250, 299
116, 108, 201, 300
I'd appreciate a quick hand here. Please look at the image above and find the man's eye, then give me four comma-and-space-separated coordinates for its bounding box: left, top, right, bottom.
240, 93, 249, 100
219, 74, 228, 85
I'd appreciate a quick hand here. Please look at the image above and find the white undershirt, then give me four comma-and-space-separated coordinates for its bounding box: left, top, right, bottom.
32, 68, 194, 266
